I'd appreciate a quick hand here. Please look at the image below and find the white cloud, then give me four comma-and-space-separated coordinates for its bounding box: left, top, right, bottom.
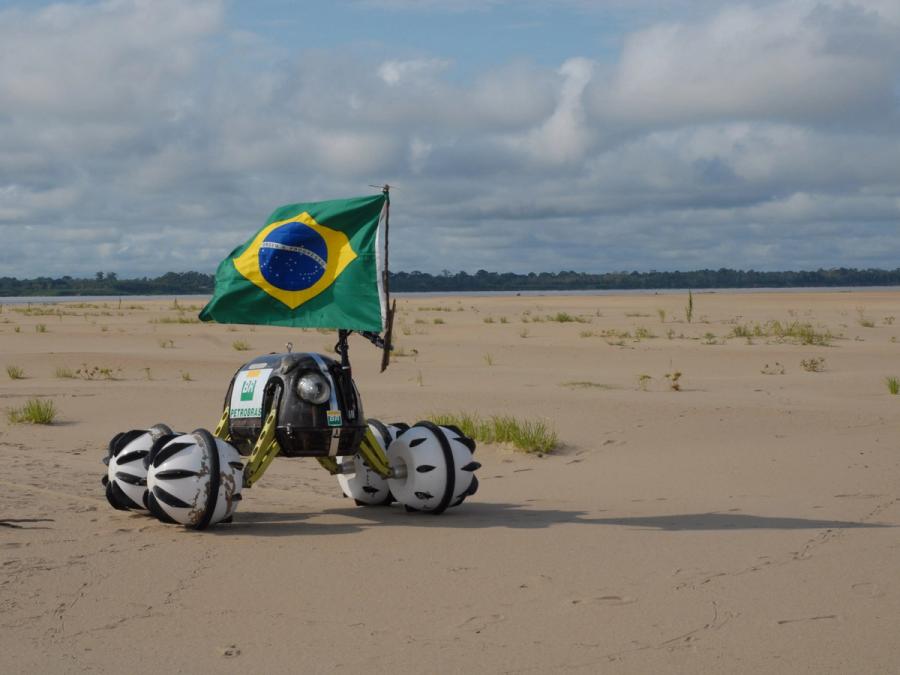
377, 58, 452, 86
0, 0, 899, 278
507, 57, 596, 165
599, 0, 900, 128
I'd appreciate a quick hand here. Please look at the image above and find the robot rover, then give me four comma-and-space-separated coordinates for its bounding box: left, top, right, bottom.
102, 330, 480, 529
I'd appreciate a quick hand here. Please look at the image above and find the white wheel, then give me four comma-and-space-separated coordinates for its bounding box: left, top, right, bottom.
102, 424, 173, 511
336, 419, 403, 505
386, 421, 479, 514
146, 429, 244, 529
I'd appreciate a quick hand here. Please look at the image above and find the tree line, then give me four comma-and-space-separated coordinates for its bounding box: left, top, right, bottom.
2, 267, 900, 297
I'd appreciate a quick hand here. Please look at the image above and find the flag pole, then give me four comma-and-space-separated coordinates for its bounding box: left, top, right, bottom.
380, 184, 395, 372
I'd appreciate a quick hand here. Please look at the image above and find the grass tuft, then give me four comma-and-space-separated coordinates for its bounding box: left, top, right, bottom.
428, 411, 558, 454
562, 381, 616, 390
800, 357, 826, 372
546, 312, 590, 324
6, 365, 25, 380
150, 316, 201, 324
886, 376, 899, 395
8, 398, 56, 424
232, 340, 251, 351
55, 366, 75, 379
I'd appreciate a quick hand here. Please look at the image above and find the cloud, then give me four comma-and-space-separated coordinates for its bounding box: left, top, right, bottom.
0, 0, 899, 279
378, 58, 452, 86
598, 0, 900, 129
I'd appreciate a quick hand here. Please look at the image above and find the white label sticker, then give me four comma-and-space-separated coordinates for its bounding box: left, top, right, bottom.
229, 368, 273, 419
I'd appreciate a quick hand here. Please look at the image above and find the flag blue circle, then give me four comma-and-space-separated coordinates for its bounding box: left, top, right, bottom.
258, 222, 328, 291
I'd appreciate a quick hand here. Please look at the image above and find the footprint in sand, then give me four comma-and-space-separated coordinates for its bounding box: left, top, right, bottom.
458, 614, 505, 633
221, 644, 241, 658
571, 595, 637, 607
851, 582, 884, 598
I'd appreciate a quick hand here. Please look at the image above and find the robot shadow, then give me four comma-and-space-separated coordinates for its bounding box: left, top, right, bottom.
215, 505, 890, 537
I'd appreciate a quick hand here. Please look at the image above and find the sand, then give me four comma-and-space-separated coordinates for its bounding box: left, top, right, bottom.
1, 290, 899, 673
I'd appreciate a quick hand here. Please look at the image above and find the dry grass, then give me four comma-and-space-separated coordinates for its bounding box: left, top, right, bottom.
7, 398, 56, 425
429, 411, 558, 454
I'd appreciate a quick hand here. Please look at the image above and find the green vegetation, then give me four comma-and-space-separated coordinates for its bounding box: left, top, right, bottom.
158, 338, 175, 348
483, 353, 494, 366
7, 398, 56, 425
664, 371, 682, 391
562, 381, 616, 390
150, 316, 200, 324
6, 365, 24, 380
75, 365, 121, 380
657, 308, 666, 323
638, 374, 651, 391
428, 411, 558, 454
800, 357, 826, 372
857, 307, 875, 328
685, 290, 694, 324
232, 340, 251, 351
55, 366, 75, 379
634, 326, 655, 339
728, 320, 832, 345
181, 371, 193, 381
886, 376, 899, 395
5, 267, 900, 297
433, 317, 445, 325
546, 312, 590, 323
35, 323, 47, 333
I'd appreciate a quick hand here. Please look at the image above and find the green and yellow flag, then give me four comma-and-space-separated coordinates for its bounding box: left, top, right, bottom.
199, 194, 388, 331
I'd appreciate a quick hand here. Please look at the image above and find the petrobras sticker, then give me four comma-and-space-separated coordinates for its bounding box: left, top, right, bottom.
230, 368, 273, 419
326, 410, 342, 427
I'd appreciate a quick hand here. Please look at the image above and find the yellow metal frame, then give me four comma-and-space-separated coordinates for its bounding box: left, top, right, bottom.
357, 427, 391, 477
214, 407, 392, 485
316, 429, 392, 478
213, 407, 231, 441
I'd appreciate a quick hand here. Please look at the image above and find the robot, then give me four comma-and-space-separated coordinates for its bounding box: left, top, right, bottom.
102, 330, 480, 529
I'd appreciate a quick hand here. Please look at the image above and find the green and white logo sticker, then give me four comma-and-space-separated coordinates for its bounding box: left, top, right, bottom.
230, 368, 273, 419
326, 410, 342, 427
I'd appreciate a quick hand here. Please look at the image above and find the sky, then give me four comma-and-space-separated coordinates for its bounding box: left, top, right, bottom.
1, 0, 899, 278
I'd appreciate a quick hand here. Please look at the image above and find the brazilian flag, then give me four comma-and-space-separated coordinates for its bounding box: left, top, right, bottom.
199, 194, 388, 331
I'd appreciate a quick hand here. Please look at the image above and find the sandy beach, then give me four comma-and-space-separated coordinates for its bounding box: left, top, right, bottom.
1, 290, 899, 673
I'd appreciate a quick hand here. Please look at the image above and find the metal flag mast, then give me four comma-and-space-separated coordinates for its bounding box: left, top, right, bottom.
379, 184, 395, 372
333, 183, 395, 374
